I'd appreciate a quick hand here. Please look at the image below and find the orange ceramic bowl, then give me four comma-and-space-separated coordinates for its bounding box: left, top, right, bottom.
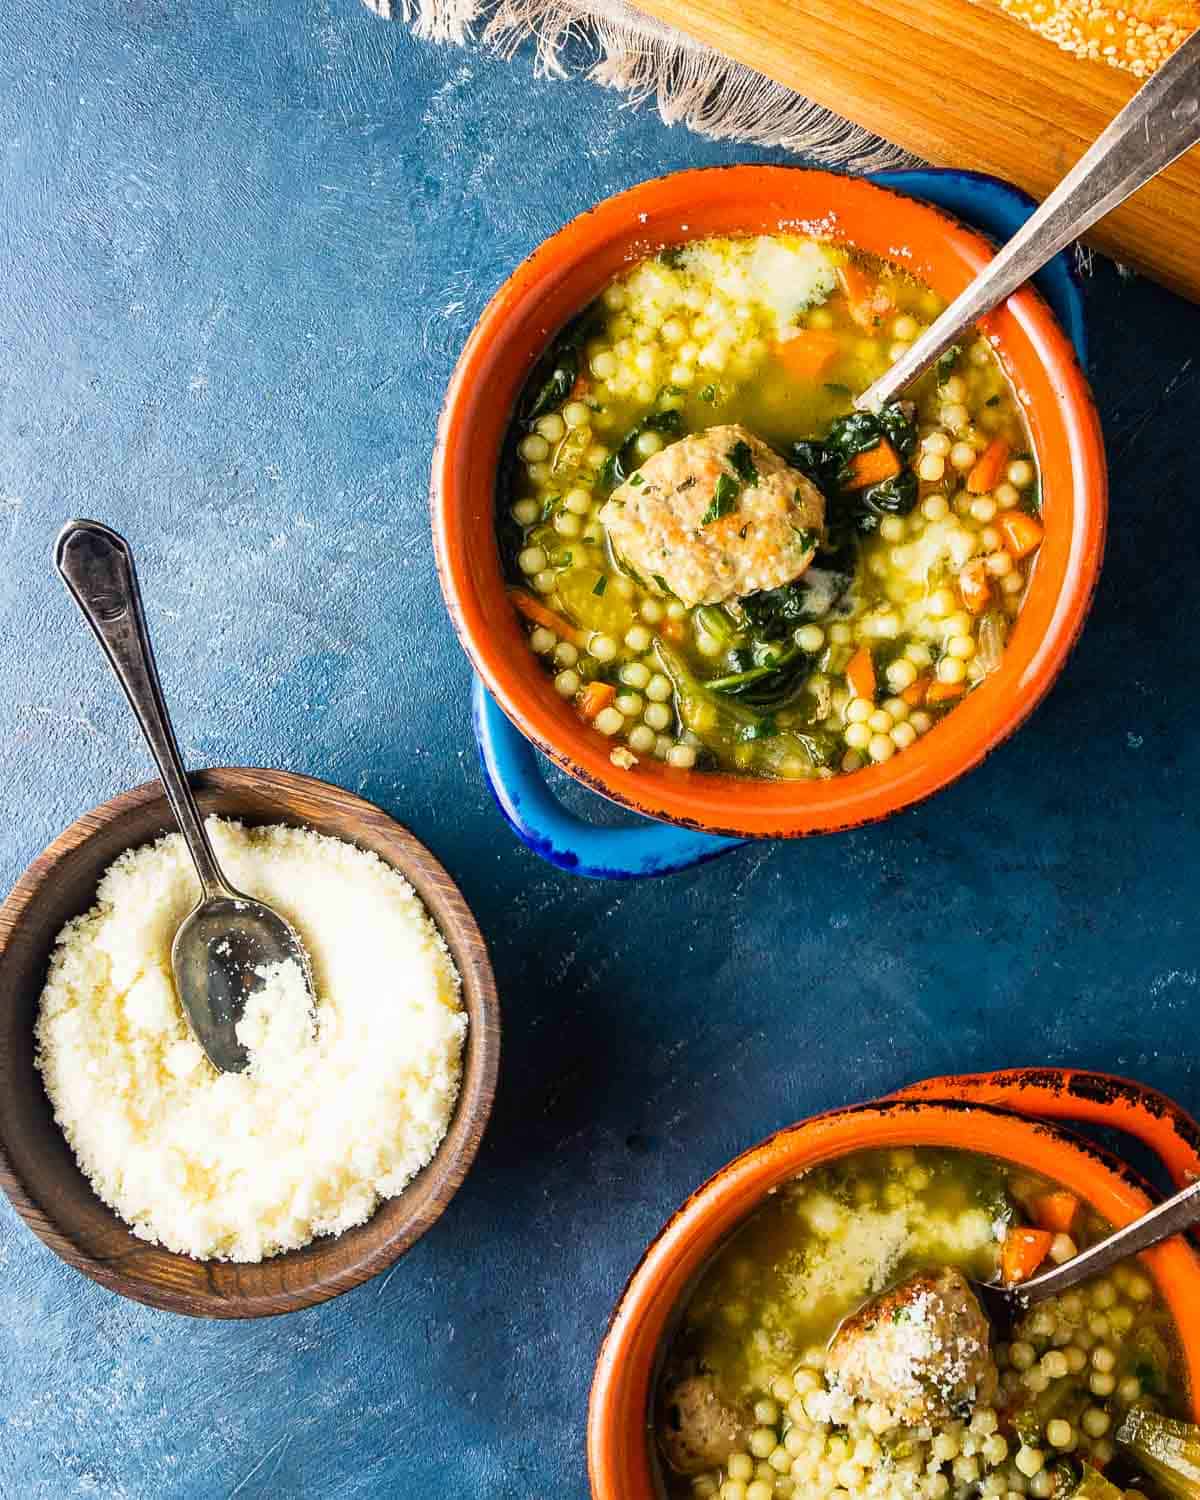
432, 167, 1106, 839
588, 1069, 1200, 1500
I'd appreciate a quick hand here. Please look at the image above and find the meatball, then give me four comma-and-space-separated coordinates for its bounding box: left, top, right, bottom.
598, 423, 825, 608
657, 1374, 748, 1475
826, 1267, 998, 1426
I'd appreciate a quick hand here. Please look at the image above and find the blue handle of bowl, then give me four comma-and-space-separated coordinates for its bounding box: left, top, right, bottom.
473, 168, 1089, 879
472, 677, 747, 878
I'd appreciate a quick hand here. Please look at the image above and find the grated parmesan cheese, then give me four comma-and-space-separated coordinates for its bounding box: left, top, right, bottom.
35, 818, 466, 1262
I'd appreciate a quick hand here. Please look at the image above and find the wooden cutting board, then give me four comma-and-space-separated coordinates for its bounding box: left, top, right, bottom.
631, 0, 1200, 302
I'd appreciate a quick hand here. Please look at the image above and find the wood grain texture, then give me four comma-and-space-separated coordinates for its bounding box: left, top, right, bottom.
632, 0, 1200, 301
0, 768, 501, 1319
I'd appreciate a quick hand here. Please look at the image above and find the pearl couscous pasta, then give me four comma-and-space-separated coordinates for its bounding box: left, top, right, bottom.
654, 1149, 1187, 1500
499, 235, 1044, 780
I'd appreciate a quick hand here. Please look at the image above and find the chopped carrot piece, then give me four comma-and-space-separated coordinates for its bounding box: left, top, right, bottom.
845, 440, 901, 492
846, 647, 876, 702
660, 617, 686, 643
578, 682, 616, 721
1032, 1191, 1079, 1234
774, 329, 841, 380
837, 262, 893, 330
1001, 1226, 1054, 1285
958, 558, 992, 615
998, 511, 1045, 560
926, 680, 966, 704
509, 590, 584, 647
966, 437, 1010, 494
570, 372, 590, 399
901, 675, 931, 706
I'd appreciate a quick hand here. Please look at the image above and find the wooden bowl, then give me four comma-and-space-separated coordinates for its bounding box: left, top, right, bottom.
433, 166, 1107, 838
0, 767, 500, 1318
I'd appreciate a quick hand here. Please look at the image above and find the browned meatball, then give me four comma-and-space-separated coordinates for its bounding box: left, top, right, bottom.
826, 1267, 998, 1426
598, 424, 825, 608
657, 1374, 748, 1475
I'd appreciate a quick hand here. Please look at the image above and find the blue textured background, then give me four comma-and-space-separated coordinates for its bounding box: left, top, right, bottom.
2, 2, 1199, 1496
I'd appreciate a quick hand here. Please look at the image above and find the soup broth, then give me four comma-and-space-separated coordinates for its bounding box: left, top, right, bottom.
499, 236, 1043, 780
654, 1148, 1186, 1500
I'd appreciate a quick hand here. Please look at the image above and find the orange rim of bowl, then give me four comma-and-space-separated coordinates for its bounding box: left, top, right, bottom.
586, 1098, 1200, 1500
432, 166, 1107, 838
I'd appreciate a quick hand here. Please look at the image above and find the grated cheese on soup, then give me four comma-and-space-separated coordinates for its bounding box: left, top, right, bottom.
35, 818, 466, 1262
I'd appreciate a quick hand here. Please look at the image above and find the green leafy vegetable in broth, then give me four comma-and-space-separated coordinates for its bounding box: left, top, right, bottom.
601, 408, 684, 489
521, 307, 602, 423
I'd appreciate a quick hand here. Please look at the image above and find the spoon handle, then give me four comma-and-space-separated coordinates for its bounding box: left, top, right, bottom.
55, 520, 231, 901
858, 27, 1200, 412
1019, 1175, 1200, 1305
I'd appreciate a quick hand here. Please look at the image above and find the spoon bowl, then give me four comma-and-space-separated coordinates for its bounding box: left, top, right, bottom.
171, 892, 314, 1073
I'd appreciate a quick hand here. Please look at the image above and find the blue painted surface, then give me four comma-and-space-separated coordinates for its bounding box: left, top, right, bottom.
477, 166, 1088, 878
473, 677, 746, 877
2, 2, 1200, 1496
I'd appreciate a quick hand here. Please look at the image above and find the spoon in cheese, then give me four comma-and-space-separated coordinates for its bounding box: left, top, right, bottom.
55, 520, 315, 1074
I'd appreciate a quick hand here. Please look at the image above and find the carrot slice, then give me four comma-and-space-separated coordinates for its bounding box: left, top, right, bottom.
774, 329, 841, 380
901, 675, 931, 707
660, 617, 686, 643
509, 590, 584, 647
966, 437, 1011, 494
1032, 1191, 1079, 1234
958, 558, 993, 615
926, 680, 966, 704
570, 372, 590, 399
846, 647, 876, 702
838, 262, 893, 330
1001, 1226, 1054, 1284
845, 440, 901, 492
579, 682, 616, 721
998, 511, 1045, 560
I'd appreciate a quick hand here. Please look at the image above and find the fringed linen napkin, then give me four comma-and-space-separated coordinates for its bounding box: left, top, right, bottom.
367, 0, 914, 170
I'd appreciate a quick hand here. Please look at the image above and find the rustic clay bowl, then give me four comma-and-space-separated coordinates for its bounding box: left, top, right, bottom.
433, 165, 1107, 839
0, 767, 500, 1318
588, 1068, 1200, 1498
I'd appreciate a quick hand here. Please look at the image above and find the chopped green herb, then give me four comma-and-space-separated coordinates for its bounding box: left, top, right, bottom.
658, 246, 686, 269
824, 382, 852, 397
727, 440, 759, 487
699, 384, 717, 403
628, 472, 644, 487
702, 472, 741, 525
652, 574, 670, 594
790, 526, 819, 551
936, 344, 962, 381
985, 394, 1001, 407
592, 575, 608, 597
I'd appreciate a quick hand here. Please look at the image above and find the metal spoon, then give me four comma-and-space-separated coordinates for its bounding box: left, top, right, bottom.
55, 520, 315, 1074
857, 27, 1200, 413
980, 1172, 1200, 1322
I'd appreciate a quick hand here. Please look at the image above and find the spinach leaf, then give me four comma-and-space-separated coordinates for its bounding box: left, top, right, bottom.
701, 472, 740, 525
522, 306, 602, 424
602, 408, 684, 489
936, 344, 962, 382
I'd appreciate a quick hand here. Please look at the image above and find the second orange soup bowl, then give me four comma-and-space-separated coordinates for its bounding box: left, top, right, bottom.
587, 1069, 1200, 1500
432, 166, 1106, 839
